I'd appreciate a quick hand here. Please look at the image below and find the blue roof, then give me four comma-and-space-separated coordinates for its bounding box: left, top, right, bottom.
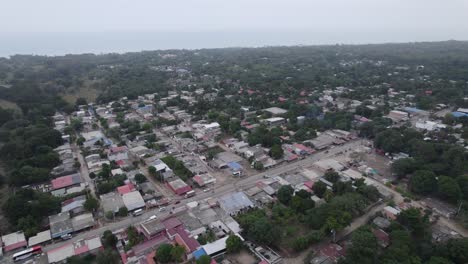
227, 162, 242, 171
452, 112, 468, 118
193, 248, 207, 259
402, 107, 424, 113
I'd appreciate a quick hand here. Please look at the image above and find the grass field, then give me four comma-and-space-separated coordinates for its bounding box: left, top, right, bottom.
61, 86, 100, 104
0, 99, 22, 115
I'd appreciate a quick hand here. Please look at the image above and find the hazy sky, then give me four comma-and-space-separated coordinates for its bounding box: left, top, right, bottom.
1, 0, 468, 56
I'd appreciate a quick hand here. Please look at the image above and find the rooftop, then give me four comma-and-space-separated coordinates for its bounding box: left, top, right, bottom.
264, 107, 288, 115
122, 191, 146, 211
218, 192, 254, 215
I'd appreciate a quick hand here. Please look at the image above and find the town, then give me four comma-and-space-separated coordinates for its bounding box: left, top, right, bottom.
0, 42, 467, 264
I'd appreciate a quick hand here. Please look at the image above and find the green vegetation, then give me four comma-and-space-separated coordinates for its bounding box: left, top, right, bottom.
155, 243, 186, 263
161, 155, 193, 181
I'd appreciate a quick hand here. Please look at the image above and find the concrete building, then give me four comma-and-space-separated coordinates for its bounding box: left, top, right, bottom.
47, 236, 102, 263
100, 192, 125, 214
263, 107, 288, 116
122, 191, 146, 211
2, 232, 27, 252
167, 179, 192, 195
49, 212, 73, 239
28, 230, 52, 247
71, 213, 95, 232
218, 192, 254, 216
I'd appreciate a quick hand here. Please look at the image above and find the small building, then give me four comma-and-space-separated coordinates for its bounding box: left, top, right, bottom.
264, 107, 288, 116
117, 182, 135, 195
140, 219, 166, 239
71, 213, 95, 232
100, 192, 125, 214
218, 192, 254, 216
262, 117, 286, 127
122, 191, 146, 211
193, 174, 216, 187
51, 173, 82, 191
2, 232, 27, 252
383, 206, 401, 220
372, 228, 390, 248
28, 230, 52, 247
49, 212, 73, 239
167, 179, 192, 195
387, 110, 409, 123
47, 236, 102, 263
372, 216, 391, 230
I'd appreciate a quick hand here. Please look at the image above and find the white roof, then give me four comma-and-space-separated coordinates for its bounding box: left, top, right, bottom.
1, 232, 26, 246
202, 236, 229, 255
457, 108, 468, 114
47, 244, 74, 263
204, 122, 220, 129
28, 230, 52, 247
342, 169, 363, 179
122, 191, 146, 211
264, 117, 285, 122
384, 206, 401, 215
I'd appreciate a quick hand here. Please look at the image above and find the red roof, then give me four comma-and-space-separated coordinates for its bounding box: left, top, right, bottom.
51, 175, 74, 190
372, 228, 390, 244
304, 181, 314, 189
163, 218, 183, 230
74, 244, 89, 255
174, 225, 200, 252
319, 244, 346, 261
3, 241, 27, 252
193, 175, 204, 186
278, 96, 287, 102
110, 146, 128, 153
117, 183, 135, 195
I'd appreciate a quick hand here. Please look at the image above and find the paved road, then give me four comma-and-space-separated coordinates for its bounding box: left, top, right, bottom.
72, 143, 96, 195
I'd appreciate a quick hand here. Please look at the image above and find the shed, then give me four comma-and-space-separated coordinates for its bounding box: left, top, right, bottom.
1, 232, 27, 252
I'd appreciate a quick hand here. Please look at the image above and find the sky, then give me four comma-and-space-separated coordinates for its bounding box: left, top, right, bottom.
1, 0, 468, 56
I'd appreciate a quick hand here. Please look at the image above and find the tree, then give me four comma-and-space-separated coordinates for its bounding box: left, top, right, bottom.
105, 211, 114, 220
170, 245, 185, 262
324, 170, 340, 183
102, 230, 117, 249
84, 194, 99, 212
437, 176, 462, 203
75, 97, 87, 106
270, 144, 284, 159
117, 207, 128, 217
397, 208, 429, 237
391, 158, 419, 178
427, 256, 453, 264
196, 255, 212, 264
345, 226, 378, 264
156, 243, 174, 263
226, 235, 243, 253
312, 181, 327, 198
135, 173, 147, 184
410, 170, 437, 195
96, 249, 119, 264
253, 162, 264, 170
277, 185, 294, 205
443, 238, 468, 264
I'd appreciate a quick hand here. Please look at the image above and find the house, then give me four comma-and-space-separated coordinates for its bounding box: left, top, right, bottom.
218, 192, 254, 216
49, 212, 73, 239
140, 219, 166, 239
51, 173, 82, 191
167, 179, 192, 195
100, 192, 125, 214
117, 182, 135, 195
387, 110, 409, 123
264, 107, 288, 116
122, 191, 146, 211
28, 230, 52, 247
383, 206, 401, 220
372, 228, 390, 248
306, 134, 335, 150
71, 213, 95, 232
193, 174, 216, 187
2, 232, 27, 252
47, 236, 102, 263
262, 117, 285, 127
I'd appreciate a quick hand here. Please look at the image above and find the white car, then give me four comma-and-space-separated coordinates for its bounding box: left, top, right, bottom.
203, 188, 211, 193
159, 207, 167, 212
149, 215, 157, 220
